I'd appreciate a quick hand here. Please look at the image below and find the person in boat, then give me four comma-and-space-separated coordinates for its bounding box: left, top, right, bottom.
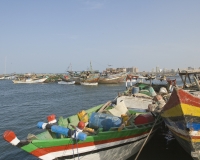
86, 72, 90, 79
147, 95, 166, 115
125, 74, 138, 89
166, 79, 177, 93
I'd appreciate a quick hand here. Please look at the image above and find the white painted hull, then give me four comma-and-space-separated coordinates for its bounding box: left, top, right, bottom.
38, 132, 154, 160
12, 78, 47, 84
58, 81, 75, 85
80, 82, 98, 86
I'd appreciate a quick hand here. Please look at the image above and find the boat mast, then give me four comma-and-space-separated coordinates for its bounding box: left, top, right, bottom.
5, 56, 6, 75
67, 63, 72, 72
90, 61, 93, 71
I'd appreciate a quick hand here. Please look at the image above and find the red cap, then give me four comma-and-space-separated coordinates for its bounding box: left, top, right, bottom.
47, 114, 56, 123
77, 121, 85, 130
3, 130, 16, 142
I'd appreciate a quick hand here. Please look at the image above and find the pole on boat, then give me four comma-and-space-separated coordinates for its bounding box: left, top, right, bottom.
134, 114, 161, 160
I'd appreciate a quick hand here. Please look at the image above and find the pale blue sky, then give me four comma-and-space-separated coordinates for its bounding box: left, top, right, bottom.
0, 0, 200, 74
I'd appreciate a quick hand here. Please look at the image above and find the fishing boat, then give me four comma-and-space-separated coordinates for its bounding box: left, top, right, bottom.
116, 76, 174, 111
67, 71, 81, 84
80, 71, 100, 85
125, 73, 174, 96
161, 88, 200, 160
43, 74, 63, 83
0, 75, 5, 80
3, 100, 162, 160
98, 72, 127, 84
12, 77, 48, 84
58, 81, 75, 85
0, 74, 16, 80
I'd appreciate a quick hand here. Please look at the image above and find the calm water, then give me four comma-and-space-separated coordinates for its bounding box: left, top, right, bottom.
0, 77, 193, 160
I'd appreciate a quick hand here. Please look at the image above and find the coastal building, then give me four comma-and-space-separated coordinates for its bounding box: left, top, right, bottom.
126, 67, 139, 73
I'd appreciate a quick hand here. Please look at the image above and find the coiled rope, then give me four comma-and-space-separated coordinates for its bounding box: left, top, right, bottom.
134, 114, 161, 160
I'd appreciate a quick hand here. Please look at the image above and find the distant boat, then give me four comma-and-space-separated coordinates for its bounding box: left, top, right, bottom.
12, 77, 47, 84
80, 82, 98, 86
0, 74, 16, 80
0, 76, 5, 80
99, 72, 127, 84
58, 81, 75, 85
79, 62, 100, 85
80, 71, 100, 85
66, 71, 81, 84
4, 75, 16, 80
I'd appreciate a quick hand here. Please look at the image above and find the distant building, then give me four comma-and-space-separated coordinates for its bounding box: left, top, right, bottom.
104, 67, 126, 73
156, 66, 160, 73
126, 67, 139, 73
188, 67, 194, 70
171, 69, 176, 73
116, 68, 126, 72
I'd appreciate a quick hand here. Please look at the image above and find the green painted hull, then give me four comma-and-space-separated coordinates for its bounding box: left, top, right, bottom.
4, 104, 162, 160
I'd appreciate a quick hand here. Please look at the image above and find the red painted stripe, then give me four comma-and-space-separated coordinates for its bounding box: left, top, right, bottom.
162, 88, 180, 111
178, 89, 200, 107
162, 88, 200, 111
30, 131, 150, 157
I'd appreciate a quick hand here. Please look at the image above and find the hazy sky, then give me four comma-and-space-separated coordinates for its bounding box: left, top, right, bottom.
0, 0, 200, 74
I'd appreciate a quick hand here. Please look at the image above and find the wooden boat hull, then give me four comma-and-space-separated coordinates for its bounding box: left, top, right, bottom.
80, 77, 99, 85
3, 103, 162, 160
161, 88, 200, 160
69, 77, 81, 84
99, 74, 126, 84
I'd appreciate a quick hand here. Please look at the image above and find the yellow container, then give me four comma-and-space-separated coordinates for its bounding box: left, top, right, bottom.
84, 127, 94, 133
77, 110, 88, 123
121, 114, 129, 126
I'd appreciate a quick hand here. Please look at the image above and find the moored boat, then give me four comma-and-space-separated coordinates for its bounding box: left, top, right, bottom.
161, 88, 200, 160
80, 82, 98, 85
80, 71, 100, 85
3, 100, 162, 160
12, 77, 48, 84
58, 81, 75, 85
99, 72, 127, 84
67, 71, 81, 84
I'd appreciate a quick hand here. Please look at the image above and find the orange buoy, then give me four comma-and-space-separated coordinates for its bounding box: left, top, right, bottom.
47, 114, 57, 124
77, 121, 85, 130
3, 130, 20, 146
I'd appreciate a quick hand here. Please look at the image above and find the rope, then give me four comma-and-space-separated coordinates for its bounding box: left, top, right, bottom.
61, 138, 74, 157
74, 130, 80, 160
134, 114, 161, 160
72, 138, 75, 160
